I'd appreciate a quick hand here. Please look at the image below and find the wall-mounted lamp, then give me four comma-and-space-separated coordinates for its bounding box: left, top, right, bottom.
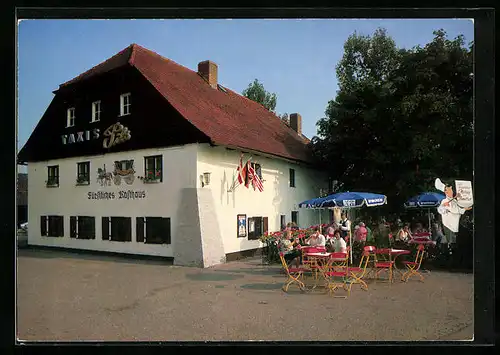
200, 172, 211, 187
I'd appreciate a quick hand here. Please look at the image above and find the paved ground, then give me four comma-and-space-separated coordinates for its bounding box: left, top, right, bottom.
17, 249, 474, 342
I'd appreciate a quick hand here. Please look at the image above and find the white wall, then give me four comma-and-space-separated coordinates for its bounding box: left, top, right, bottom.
27, 144, 198, 257
26, 142, 330, 262
196, 145, 329, 254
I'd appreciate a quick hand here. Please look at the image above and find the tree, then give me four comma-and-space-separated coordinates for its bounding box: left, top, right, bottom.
279, 113, 289, 124
242, 79, 277, 112
312, 28, 473, 215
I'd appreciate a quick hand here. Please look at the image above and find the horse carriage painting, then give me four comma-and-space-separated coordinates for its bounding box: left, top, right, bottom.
113, 160, 135, 185
97, 165, 113, 186
96, 160, 136, 186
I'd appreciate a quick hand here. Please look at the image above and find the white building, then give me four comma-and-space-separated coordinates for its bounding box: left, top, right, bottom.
18, 44, 329, 267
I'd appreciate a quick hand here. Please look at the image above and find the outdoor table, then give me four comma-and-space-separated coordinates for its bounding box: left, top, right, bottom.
409, 239, 436, 246
302, 252, 331, 290
374, 248, 411, 280
303, 252, 349, 291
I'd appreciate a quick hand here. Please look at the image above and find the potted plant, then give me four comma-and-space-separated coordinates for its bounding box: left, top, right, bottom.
139, 169, 162, 183
45, 177, 58, 186
76, 176, 89, 185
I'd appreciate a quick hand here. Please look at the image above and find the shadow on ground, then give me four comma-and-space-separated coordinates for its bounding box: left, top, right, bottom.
18, 248, 173, 266
185, 273, 245, 282
240, 283, 283, 291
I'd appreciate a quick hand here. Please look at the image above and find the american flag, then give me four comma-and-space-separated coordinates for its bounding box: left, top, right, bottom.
248, 163, 264, 192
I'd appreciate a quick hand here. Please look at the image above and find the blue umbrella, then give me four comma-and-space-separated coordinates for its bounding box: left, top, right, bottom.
298, 198, 319, 208
404, 192, 445, 208
404, 192, 446, 231
298, 197, 328, 227
318, 191, 387, 263
319, 191, 387, 208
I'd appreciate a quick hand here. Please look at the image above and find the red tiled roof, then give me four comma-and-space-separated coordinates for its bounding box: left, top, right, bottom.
60, 44, 313, 163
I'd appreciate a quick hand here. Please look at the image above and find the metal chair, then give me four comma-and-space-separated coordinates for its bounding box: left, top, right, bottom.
346, 246, 373, 291
278, 252, 309, 292
401, 244, 426, 282
374, 248, 395, 283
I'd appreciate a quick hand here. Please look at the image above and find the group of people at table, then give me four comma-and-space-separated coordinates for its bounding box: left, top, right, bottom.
279, 212, 434, 272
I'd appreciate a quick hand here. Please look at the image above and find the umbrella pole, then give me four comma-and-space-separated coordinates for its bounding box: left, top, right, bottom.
428, 208, 431, 232
349, 207, 353, 265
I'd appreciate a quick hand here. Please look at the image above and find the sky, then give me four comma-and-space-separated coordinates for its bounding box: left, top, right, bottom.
17, 18, 473, 156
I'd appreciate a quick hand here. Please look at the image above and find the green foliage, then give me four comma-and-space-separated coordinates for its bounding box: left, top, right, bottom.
312, 28, 473, 215
242, 79, 278, 112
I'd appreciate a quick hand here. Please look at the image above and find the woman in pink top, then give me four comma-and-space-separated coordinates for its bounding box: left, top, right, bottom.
354, 222, 368, 242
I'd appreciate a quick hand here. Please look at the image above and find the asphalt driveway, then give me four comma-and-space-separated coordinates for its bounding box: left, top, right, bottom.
16, 248, 473, 342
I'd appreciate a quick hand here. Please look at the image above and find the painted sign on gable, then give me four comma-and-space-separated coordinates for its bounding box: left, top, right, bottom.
103, 123, 131, 149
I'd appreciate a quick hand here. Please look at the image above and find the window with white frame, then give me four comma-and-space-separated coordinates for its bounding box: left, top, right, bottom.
67, 108, 75, 127
91, 101, 101, 122
120, 93, 131, 116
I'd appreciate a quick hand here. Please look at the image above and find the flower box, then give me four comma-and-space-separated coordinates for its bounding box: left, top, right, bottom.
45, 179, 59, 187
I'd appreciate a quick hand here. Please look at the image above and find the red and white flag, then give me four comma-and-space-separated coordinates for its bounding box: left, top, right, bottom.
248, 163, 264, 192
237, 154, 247, 186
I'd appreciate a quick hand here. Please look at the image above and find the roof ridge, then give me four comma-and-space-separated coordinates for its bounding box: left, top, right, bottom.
59, 44, 135, 88
131, 44, 197, 74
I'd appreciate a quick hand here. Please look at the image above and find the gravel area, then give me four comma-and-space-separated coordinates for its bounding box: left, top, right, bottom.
16, 249, 473, 342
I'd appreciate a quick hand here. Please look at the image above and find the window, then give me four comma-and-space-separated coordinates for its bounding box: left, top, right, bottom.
247, 216, 268, 240
136, 217, 171, 244
120, 93, 131, 116
251, 163, 262, 179
67, 108, 75, 127
102, 217, 132, 242
76, 162, 90, 185
91, 101, 101, 122
280, 215, 286, 230
47, 165, 59, 187
291, 211, 299, 225
70, 216, 95, 239
144, 155, 163, 182
40, 215, 64, 237
289, 168, 296, 187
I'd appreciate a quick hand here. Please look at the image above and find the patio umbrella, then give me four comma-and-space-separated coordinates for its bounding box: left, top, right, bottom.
319, 192, 387, 264
404, 192, 445, 231
298, 197, 325, 229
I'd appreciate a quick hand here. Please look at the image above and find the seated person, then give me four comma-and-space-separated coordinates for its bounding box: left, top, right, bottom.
332, 230, 347, 253
355, 222, 368, 242
412, 222, 424, 235
305, 227, 326, 247
279, 237, 302, 268
396, 224, 412, 242
431, 222, 444, 244
325, 223, 336, 240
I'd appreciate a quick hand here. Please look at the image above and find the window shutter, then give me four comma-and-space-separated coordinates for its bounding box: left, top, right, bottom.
165, 218, 171, 244
256, 217, 263, 238
248, 217, 254, 239
263, 217, 269, 234
102, 217, 110, 240
40, 216, 47, 236
124, 218, 132, 242
136, 217, 145, 243
70, 216, 77, 238
57, 216, 64, 237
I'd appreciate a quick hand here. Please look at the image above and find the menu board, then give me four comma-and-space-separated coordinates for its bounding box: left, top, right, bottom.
455, 180, 474, 208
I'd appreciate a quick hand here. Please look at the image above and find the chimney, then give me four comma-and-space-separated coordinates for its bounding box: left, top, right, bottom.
198, 60, 218, 89
289, 113, 302, 135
